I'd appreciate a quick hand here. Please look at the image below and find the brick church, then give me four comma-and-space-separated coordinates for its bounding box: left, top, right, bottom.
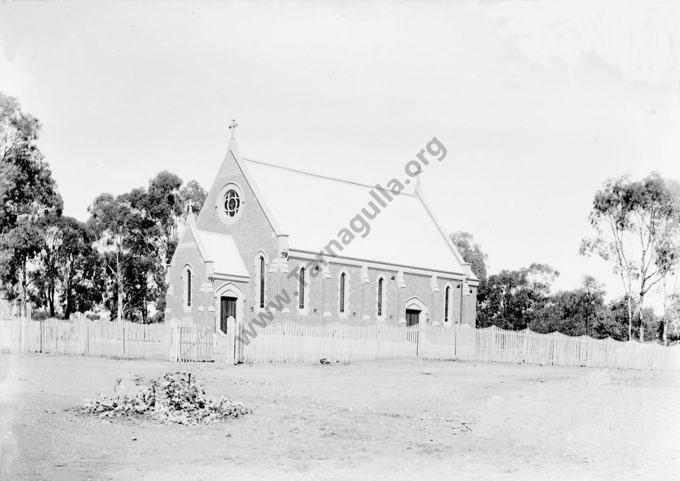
165, 123, 477, 339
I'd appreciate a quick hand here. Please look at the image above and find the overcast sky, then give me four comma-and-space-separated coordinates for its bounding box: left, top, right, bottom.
1, 1, 679, 305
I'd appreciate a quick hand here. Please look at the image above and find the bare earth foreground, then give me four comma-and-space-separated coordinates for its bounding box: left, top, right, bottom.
1, 354, 679, 481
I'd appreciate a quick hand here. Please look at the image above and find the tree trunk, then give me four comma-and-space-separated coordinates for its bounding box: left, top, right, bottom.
21, 258, 28, 318
116, 250, 123, 322
638, 294, 645, 342
626, 296, 633, 341
662, 318, 668, 345
64, 260, 75, 320
64, 276, 73, 320
47, 277, 56, 318
64, 291, 71, 319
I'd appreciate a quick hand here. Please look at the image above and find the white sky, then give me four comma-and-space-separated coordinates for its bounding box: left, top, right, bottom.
1, 1, 679, 306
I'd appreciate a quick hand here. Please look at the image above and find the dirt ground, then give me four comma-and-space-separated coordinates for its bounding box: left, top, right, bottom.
1, 354, 679, 481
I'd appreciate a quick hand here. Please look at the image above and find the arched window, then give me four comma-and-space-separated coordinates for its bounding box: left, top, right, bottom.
377, 277, 384, 317
339, 272, 346, 313
259, 255, 266, 309
184, 266, 192, 307
299, 267, 306, 310
444, 286, 450, 323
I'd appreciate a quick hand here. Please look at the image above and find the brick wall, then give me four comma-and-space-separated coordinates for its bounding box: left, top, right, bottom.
273, 256, 476, 326
196, 149, 279, 319
167, 146, 478, 328
166, 227, 213, 325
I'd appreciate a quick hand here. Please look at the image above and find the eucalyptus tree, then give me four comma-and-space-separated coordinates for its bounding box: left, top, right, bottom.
450, 231, 488, 283
477, 263, 558, 330
57, 217, 96, 319
87, 193, 134, 322
86, 172, 202, 322
581, 173, 680, 341
0, 92, 62, 314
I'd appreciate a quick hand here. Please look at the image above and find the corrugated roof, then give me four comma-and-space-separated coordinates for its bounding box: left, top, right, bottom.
243, 159, 467, 275
195, 229, 249, 278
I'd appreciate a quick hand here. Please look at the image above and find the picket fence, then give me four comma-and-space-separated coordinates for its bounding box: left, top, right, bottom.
3, 316, 679, 370
241, 321, 680, 371
0, 317, 213, 362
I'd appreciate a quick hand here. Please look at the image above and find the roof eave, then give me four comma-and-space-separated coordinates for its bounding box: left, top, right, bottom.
212, 272, 250, 282
287, 247, 472, 280
414, 189, 474, 277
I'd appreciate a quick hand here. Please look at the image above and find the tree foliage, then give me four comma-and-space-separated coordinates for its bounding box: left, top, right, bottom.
477, 263, 558, 330
529, 276, 607, 337
0, 93, 63, 313
0, 92, 206, 321
479, 268, 659, 341
86, 172, 205, 322
0, 93, 63, 232
451, 231, 488, 282
581, 173, 680, 341
29, 216, 100, 318
180, 180, 207, 218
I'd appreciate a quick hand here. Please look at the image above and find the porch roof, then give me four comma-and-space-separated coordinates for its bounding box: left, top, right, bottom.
195, 229, 249, 278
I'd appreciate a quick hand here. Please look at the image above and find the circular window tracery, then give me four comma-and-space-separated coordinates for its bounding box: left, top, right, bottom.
223, 190, 241, 218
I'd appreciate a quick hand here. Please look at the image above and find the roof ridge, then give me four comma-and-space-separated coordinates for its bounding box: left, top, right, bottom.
243, 158, 416, 196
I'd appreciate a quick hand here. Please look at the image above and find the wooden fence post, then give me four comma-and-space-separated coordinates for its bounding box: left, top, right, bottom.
523, 328, 530, 364
416, 325, 420, 358
18, 316, 23, 353
168, 319, 180, 361
227, 316, 236, 364
121, 321, 126, 358
551, 332, 557, 366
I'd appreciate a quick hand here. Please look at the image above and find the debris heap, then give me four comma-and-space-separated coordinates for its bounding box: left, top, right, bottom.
81, 372, 251, 424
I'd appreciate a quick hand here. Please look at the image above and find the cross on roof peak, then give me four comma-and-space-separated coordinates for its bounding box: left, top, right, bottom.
227, 119, 238, 139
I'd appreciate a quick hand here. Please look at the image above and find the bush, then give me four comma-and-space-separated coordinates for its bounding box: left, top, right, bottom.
80, 372, 251, 424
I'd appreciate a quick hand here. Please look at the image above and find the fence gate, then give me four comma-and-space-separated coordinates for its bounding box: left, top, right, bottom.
175, 323, 214, 362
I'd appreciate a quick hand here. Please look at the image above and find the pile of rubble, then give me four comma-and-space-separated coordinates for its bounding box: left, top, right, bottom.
81, 372, 251, 424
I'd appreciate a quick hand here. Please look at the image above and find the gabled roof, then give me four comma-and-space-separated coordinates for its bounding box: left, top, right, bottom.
197, 230, 249, 278
184, 214, 249, 278
238, 154, 471, 277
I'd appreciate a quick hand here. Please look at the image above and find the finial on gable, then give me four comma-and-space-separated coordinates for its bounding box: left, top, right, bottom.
227, 119, 238, 140
184, 201, 197, 228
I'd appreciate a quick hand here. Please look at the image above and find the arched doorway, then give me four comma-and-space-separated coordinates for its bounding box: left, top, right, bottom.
404, 297, 427, 326
214, 283, 245, 336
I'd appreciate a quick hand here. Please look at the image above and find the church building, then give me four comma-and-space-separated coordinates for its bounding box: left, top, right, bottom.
165, 123, 478, 342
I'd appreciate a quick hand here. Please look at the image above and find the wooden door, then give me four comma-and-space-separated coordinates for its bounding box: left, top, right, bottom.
406, 309, 420, 327
220, 296, 237, 334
